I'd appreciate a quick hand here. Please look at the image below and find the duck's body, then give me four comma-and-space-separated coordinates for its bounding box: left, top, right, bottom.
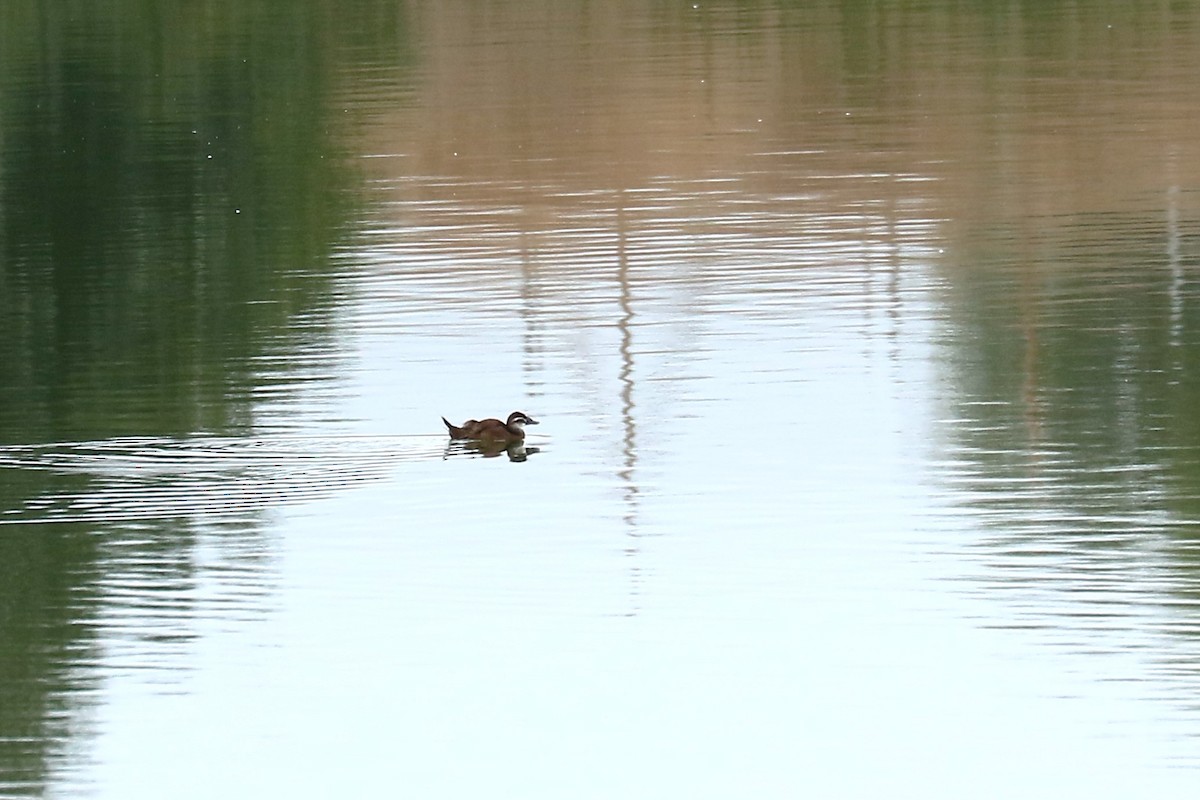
442, 411, 538, 443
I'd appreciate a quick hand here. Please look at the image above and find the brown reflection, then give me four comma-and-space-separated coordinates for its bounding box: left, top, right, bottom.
366, 1, 1200, 225
356, 0, 1200, 623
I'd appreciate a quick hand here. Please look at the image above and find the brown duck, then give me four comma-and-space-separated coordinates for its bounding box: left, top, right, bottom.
442, 411, 538, 443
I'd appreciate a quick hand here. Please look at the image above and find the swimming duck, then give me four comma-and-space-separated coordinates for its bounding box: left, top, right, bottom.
442, 411, 538, 443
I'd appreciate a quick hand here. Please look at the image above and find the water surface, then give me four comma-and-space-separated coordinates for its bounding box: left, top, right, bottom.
2, 2, 1200, 797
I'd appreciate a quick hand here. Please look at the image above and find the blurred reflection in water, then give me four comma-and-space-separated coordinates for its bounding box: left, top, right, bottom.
0, 4, 399, 796
3, 0, 1200, 798
932, 207, 1200, 712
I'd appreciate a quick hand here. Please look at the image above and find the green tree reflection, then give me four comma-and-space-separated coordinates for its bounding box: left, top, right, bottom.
0, 2, 411, 795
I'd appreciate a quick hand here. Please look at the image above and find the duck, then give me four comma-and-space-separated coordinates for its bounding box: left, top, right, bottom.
442, 411, 538, 443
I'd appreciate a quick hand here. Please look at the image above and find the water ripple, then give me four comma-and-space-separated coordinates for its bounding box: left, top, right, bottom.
0, 435, 448, 526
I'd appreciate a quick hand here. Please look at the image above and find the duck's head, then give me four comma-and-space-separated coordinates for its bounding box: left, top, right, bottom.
506, 411, 538, 429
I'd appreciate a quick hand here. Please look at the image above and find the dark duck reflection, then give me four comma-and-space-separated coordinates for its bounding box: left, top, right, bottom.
441, 411, 540, 462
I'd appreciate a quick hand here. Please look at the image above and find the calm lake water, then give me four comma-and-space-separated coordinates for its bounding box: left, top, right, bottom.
3, 1, 1200, 797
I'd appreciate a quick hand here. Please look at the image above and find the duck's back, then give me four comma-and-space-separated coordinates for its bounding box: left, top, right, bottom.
474, 418, 519, 440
